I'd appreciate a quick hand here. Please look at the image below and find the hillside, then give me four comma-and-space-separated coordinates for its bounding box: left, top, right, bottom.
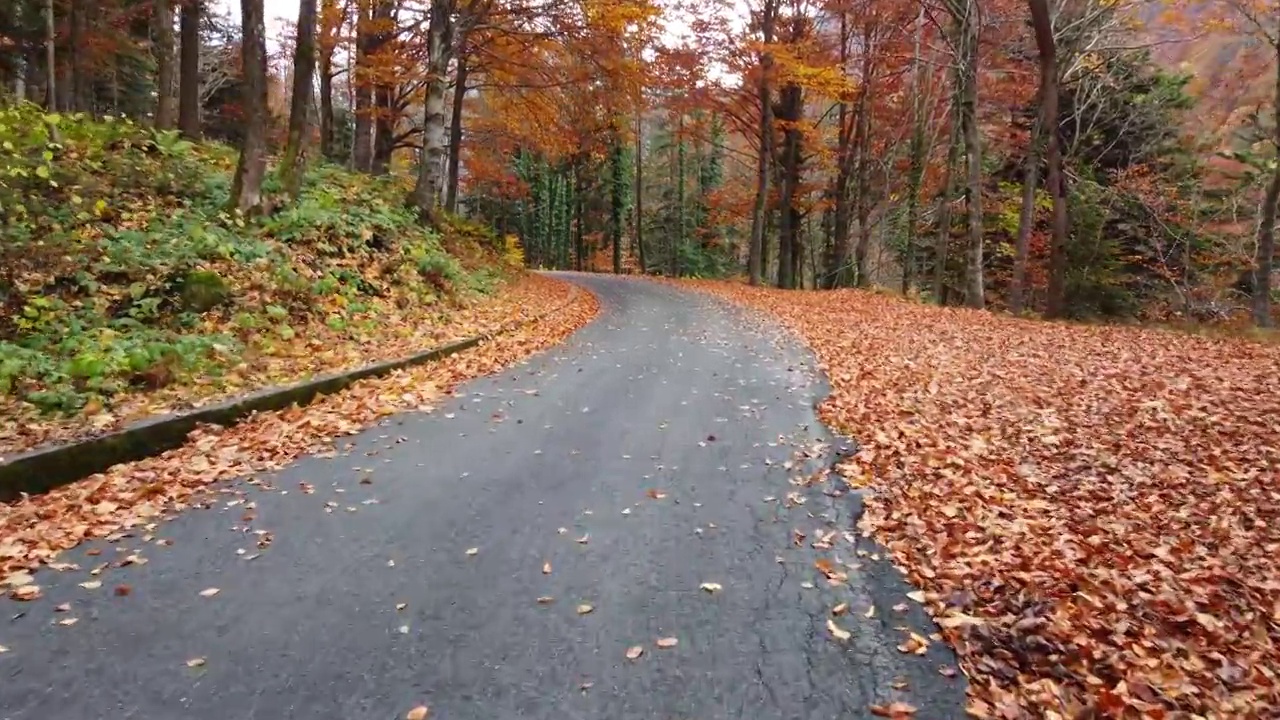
0, 102, 526, 455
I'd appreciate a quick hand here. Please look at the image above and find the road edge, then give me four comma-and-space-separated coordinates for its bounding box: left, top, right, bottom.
0, 280, 585, 502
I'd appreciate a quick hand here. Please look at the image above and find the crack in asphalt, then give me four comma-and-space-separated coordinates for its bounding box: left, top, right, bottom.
0, 274, 966, 720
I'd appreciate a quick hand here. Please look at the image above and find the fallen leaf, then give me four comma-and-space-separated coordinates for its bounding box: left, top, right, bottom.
938, 665, 958, 678
557, 527, 567, 535
396, 602, 407, 611
199, 587, 220, 598
645, 489, 667, 500
864, 605, 876, 619
57, 617, 78, 626
54, 602, 71, 612
465, 547, 479, 556
9, 585, 40, 601
78, 580, 102, 590
114, 585, 131, 596
869, 701, 917, 717
576, 603, 594, 615
406, 706, 430, 720
831, 602, 848, 616
625, 645, 644, 660
576, 534, 589, 544
2, 571, 34, 587
397, 625, 410, 634
827, 618, 852, 641
542, 562, 552, 574
906, 590, 926, 604
655, 637, 678, 648
536, 596, 554, 604
186, 657, 206, 668
699, 582, 722, 593
0, 644, 9, 653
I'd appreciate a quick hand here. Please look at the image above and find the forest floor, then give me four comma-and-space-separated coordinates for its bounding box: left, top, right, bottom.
683, 279, 1280, 718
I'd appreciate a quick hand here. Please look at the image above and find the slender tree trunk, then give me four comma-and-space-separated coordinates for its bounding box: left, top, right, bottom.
933, 112, 961, 303
318, 0, 336, 159
955, 0, 985, 309
178, 0, 201, 139
610, 120, 624, 274
635, 108, 646, 273
1031, 0, 1069, 318
68, 0, 87, 113
1009, 116, 1042, 314
824, 10, 852, 290
154, 0, 176, 128
280, 0, 317, 200
1252, 38, 1280, 327
904, 5, 925, 294
177, 0, 199, 139
776, 84, 802, 290
673, 112, 685, 277
852, 40, 874, 288
229, 0, 269, 214
444, 53, 469, 213
411, 0, 453, 221
372, 84, 394, 174
43, 0, 56, 113
747, 1, 775, 286
352, 0, 373, 172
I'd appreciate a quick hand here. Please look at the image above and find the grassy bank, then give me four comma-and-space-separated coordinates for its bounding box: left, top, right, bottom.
0, 102, 522, 454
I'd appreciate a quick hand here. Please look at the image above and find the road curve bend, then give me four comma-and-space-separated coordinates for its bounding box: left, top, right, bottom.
1, 273, 965, 720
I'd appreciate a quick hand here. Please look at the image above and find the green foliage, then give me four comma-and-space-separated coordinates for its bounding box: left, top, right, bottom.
1, 105, 498, 415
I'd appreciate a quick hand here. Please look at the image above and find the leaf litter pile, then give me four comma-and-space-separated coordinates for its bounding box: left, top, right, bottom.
686, 280, 1280, 719
0, 273, 597, 582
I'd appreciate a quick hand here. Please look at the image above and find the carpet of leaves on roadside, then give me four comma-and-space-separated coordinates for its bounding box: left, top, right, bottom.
683, 279, 1280, 719
0, 273, 597, 582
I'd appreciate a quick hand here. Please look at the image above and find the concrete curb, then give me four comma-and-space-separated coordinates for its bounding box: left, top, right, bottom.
0, 284, 582, 502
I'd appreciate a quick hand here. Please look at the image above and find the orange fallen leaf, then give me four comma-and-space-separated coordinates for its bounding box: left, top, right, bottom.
542, 562, 552, 574
9, 585, 41, 601
869, 701, 917, 717
576, 603, 594, 615
186, 657, 206, 668
198, 587, 220, 598
625, 645, 644, 660
827, 618, 852, 641
406, 706, 430, 720
655, 637, 678, 648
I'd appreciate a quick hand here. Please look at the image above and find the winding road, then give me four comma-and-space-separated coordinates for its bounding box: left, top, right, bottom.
1, 275, 965, 720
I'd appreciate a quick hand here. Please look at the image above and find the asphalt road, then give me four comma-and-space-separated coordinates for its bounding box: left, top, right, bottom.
0, 274, 966, 720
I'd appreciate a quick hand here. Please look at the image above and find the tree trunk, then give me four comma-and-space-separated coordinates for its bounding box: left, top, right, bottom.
280, 0, 317, 200
1253, 39, 1280, 328
445, 53, 469, 213
635, 108, 646, 273
852, 45, 874, 288
68, 0, 88, 113
352, 0, 373, 172
1032, 0, 1069, 319
229, 0, 269, 214
933, 108, 961, 303
903, 5, 925, 294
824, 10, 853, 290
154, 0, 176, 128
178, 0, 201, 139
43, 0, 56, 113
317, 0, 336, 159
673, 112, 685, 277
411, 0, 453, 222
747, 0, 775, 286
956, 0, 985, 309
1009, 117, 1042, 314
610, 120, 624, 274
776, 83, 802, 290
372, 84, 394, 174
